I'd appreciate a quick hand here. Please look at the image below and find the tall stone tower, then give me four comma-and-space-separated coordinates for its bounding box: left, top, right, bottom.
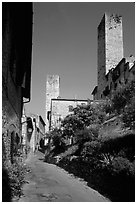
45, 75, 60, 132
97, 13, 124, 99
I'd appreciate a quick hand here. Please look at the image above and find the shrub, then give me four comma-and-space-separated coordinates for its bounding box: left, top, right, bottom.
3, 159, 27, 200
122, 97, 135, 129
58, 144, 79, 160
109, 156, 134, 177
87, 124, 99, 138
2, 168, 11, 201
47, 128, 66, 155
61, 115, 84, 139
74, 128, 92, 144
100, 133, 135, 161
112, 81, 135, 114
81, 140, 102, 158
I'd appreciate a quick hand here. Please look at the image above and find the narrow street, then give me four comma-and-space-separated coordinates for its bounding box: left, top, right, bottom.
18, 151, 109, 202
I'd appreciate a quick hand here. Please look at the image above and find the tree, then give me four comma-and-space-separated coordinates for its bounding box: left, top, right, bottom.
112, 81, 135, 114
61, 114, 84, 139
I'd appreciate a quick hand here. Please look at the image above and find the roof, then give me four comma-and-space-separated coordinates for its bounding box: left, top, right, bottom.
51, 98, 89, 102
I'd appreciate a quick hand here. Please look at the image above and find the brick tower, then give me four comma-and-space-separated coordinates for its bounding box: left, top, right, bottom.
97, 13, 124, 99
45, 75, 60, 132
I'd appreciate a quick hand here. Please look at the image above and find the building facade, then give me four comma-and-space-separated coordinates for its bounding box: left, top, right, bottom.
2, 3, 33, 163
50, 99, 88, 130
45, 75, 90, 131
22, 113, 45, 153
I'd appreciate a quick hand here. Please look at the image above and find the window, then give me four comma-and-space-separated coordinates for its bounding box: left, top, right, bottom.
47, 111, 51, 120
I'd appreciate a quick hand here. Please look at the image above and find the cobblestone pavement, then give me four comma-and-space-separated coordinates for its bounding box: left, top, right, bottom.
18, 151, 110, 202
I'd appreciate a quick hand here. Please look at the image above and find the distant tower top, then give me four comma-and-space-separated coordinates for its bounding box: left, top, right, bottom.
45, 75, 60, 131
105, 13, 124, 73
98, 13, 124, 74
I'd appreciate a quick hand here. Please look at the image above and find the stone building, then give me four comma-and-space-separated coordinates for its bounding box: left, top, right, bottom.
45, 75, 90, 131
2, 3, 33, 163
92, 56, 135, 100
45, 76, 103, 131
49, 98, 88, 130
22, 113, 45, 153
92, 13, 135, 100
45, 13, 135, 132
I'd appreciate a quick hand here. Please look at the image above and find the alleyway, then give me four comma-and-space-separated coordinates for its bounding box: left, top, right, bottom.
18, 151, 109, 202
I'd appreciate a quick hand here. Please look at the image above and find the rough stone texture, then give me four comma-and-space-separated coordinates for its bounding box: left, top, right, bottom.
2, 10, 22, 163
105, 13, 123, 73
97, 13, 123, 99
50, 99, 88, 130
2, 3, 33, 164
45, 75, 60, 132
2, 95, 21, 163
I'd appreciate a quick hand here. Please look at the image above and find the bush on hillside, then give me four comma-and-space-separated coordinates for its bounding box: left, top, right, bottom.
2, 167, 11, 201
73, 102, 107, 126
100, 133, 135, 161
112, 81, 135, 114
60, 101, 109, 145
61, 115, 84, 139
109, 156, 135, 178
3, 158, 27, 201
49, 128, 66, 155
74, 128, 93, 144
122, 97, 135, 129
81, 140, 101, 157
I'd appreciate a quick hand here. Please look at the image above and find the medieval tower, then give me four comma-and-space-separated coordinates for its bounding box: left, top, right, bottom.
45, 75, 60, 132
97, 13, 124, 99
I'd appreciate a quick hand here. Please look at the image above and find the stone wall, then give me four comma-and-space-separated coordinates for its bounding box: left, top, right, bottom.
2, 88, 21, 163
93, 56, 135, 100
2, 3, 33, 163
2, 6, 22, 163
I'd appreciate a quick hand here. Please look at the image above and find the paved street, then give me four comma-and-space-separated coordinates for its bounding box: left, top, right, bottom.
18, 151, 109, 202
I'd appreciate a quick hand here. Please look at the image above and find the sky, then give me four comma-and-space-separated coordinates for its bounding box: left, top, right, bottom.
25, 2, 135, 121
